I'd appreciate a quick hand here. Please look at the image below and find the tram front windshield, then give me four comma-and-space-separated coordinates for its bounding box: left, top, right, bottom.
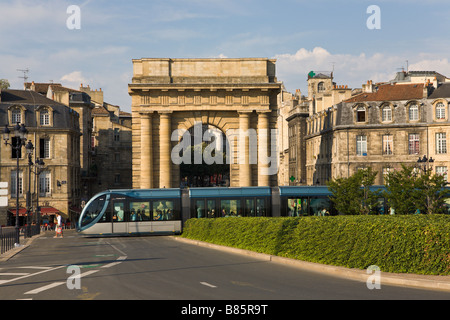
79, 195, 108, 229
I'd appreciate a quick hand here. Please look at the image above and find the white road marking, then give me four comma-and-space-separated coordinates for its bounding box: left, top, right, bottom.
0, 273, 30, 276
101, 256, 127, 269
24, 282, 65, 295
0, 266, 65, 285
200, 282, 217, 288
24, 270, 100, 295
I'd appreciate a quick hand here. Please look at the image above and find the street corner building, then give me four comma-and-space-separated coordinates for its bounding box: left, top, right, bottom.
0, 88, 82, 225
128, 58, 283, 189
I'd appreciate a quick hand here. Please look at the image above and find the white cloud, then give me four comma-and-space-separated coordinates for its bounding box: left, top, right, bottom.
274, 47, 450, 95
60, 71, 90, 86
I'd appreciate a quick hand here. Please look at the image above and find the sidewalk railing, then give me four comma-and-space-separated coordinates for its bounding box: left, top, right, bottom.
0, 227, 16, 255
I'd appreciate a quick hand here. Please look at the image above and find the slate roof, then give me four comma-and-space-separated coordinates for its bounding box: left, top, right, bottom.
429, 83, 450, 99
0, 89, 79, 130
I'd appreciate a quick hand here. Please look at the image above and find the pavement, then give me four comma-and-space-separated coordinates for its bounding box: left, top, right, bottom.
2, 230, 450, 293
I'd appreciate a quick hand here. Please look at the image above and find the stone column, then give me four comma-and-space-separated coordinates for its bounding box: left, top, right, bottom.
257, 111, 270, 186
238, 111, 252, 187
140, 113, 153, 189
159, 112, 172, 188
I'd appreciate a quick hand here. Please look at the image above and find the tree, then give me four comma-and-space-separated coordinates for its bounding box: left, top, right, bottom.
0, 79, 10, 90
327, 167, 381, 215
384, 165, 450, 214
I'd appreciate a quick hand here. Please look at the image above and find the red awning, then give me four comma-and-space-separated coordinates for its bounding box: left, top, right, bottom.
8, 207, 61, 216
40, 207, 61, 214
7, 208, 28, 216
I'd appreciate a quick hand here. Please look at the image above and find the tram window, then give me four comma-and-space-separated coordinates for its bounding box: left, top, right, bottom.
310, 197, 331, 216
81, 196, 106, 227
220, 199, 241, 217
287, 198, 308, 217
256, 198, 266, 216
153, 200, 174, 221
195, 200, 205, 218
245, 199, 255, 217
113, 202, 126, 222
207, 200, 216, 218
130, 201, 151, 221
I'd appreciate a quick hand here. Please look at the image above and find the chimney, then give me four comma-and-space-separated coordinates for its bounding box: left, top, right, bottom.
31, 81, 36, 92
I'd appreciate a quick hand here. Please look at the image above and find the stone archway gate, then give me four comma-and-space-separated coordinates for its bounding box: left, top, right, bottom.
128, 58, 281, 188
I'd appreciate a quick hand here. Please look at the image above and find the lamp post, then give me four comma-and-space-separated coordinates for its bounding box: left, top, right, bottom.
3, 123, 28, 246
417, 155, 434, 173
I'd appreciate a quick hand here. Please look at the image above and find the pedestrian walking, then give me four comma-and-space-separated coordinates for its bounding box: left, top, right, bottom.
54, 213, 63, 238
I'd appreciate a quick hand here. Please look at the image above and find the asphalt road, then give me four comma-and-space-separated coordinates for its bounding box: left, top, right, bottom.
1, 230, 450, 306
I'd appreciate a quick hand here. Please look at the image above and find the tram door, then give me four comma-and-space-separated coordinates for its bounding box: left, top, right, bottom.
111, 197, 128, 233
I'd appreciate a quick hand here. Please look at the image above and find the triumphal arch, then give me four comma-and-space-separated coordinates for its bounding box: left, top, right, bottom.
128, 58, 281, 189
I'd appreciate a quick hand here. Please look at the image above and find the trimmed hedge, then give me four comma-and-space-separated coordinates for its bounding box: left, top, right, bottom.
181, 216, 450, 275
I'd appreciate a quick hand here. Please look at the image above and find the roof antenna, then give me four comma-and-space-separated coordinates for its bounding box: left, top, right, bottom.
406, 60, 409, 73
17, 68, 29, 86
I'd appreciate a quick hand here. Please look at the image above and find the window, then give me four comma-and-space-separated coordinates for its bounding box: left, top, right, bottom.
11, 171, 23, 197
39, 138, 50, 159
40, 110, 50, 126
436, 102, 446, 120
436, 166, 448, 181
318, 82, 325, 93
408, 134, 420, 155
382, 167, 391, 185
39, 171, 51, 197
220, 199, 241, 217
382, 135, 393, 155
381, 106, 392, 122
356, 135, 367, 156
11, 108, 21, 124
114, 128, 120, 142
130, 201, 151, 221
409, 104, 419, 121
356, 106, 366, 123
436, 133, 447, 154
153, 200, 174, 220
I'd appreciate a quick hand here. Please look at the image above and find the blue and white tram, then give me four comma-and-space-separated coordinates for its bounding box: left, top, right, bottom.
77, 189, 182, 235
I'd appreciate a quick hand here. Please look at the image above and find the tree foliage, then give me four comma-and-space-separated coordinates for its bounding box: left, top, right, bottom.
0, 79, 10, 90
327, 167, 381, 215
385, 165, 450, 214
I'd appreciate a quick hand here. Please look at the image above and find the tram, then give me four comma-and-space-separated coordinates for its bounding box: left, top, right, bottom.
77, 186, 388, 236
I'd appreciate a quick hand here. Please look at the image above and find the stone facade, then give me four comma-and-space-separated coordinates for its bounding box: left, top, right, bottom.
301, 71, 450, 185
0, 89, 81, 222
129, 58, 282, 188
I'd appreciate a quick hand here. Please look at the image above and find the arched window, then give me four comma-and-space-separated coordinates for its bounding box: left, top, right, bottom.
356, 106, 366, 123
11, 108, 21, 124
381, 106, 392, 122
40, 109, 50, 126
436, 102, 446, 119
318, 82, 325, 93
409, 104, 419, 121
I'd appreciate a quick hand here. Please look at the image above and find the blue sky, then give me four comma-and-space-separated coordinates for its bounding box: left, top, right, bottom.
1, 0, 450, 112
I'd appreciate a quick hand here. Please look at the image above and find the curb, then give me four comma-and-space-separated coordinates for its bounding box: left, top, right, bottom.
171, 236, 450, 293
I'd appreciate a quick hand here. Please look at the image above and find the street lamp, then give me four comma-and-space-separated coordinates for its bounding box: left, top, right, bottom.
25, 140, 45, 236
417, 155, 434, 173
3, 123, 28, 246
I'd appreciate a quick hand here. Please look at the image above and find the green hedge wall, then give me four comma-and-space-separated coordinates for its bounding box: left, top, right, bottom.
181, 216, 450, 275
